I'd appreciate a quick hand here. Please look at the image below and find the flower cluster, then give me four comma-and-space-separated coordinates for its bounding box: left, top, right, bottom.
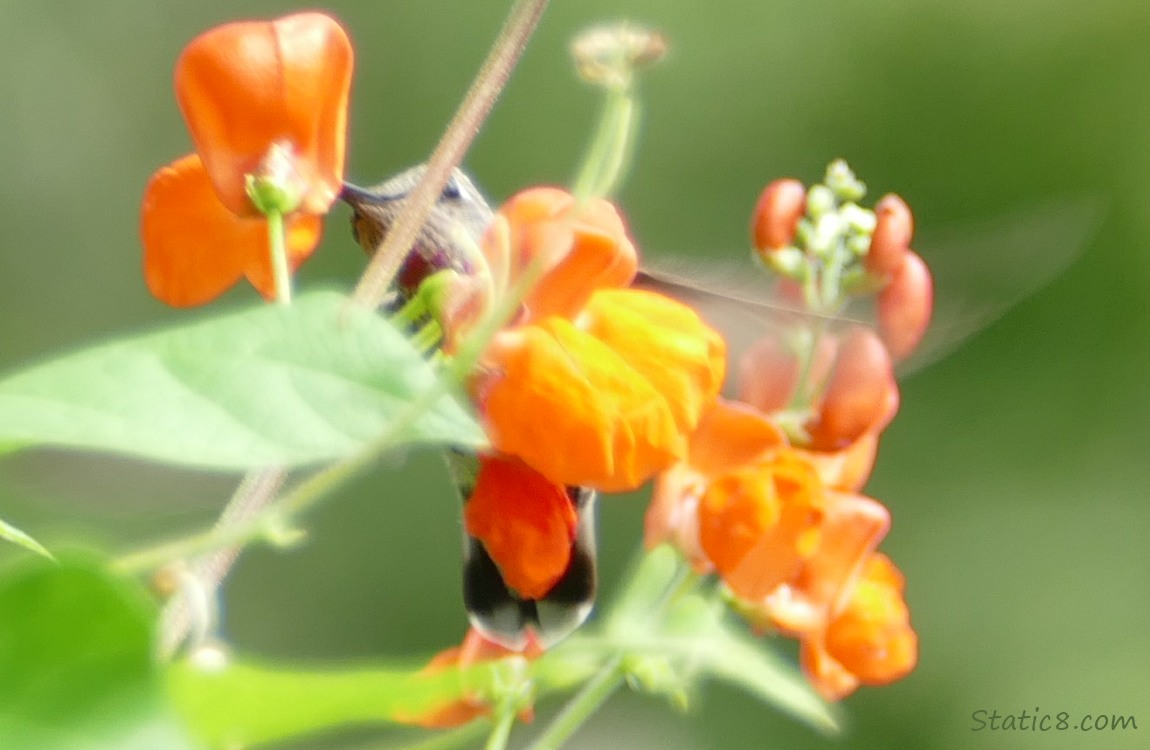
140, 13, 353, 306
458, 187, 726, 602
648, 161, 926, 699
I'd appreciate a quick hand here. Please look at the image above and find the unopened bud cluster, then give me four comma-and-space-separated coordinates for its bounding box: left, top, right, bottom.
751, 159, 932, 362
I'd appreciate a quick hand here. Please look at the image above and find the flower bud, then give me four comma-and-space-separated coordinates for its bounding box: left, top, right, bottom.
738, 330, 834, 415
865, 194, 913, 278
808, 327, 899, 451
751, 179, 806, 252
877, 251, 933, 361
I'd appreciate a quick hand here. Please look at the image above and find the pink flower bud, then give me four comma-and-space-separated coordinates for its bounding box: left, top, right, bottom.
877, 251, 933, 361
752, 179, 806, 251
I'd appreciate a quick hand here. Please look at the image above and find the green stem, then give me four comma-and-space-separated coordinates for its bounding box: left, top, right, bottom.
787, 316, 826, 413
572, 88, 637, 200
393, 293, 430, 328
267, 210, 292, 305
525, 656, 626, 750
484, 704, 519, 750
411, 320, 445, 355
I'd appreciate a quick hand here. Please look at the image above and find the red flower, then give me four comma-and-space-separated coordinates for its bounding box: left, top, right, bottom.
141, 12, 354, 306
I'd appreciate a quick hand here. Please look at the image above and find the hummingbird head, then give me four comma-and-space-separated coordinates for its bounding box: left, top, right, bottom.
340, 165, 495, 282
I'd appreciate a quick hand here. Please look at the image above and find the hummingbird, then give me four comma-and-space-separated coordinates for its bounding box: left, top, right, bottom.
340, 166, 598, 650
340, 165, 1095, 651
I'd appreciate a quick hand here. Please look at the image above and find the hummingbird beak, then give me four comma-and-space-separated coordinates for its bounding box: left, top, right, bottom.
339, 181, 396, 207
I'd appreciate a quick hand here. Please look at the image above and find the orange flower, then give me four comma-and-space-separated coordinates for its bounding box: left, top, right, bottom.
648, 398, 914, 699
175, 12, 353, 217
474, 187, 726, 492
141, 155, 323, 306
141, 12, 353, 306
487, 188, 638, 321
463, 456, 578, 599
398, 628, 540, 728
800, 553, 918, 700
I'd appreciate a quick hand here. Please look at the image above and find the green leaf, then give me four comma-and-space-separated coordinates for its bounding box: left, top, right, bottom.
0, 290, 486, 470
0, 516, 53, 559
168, 656, 503, 748
0, 557, 195, 750
667, 594, 841, 735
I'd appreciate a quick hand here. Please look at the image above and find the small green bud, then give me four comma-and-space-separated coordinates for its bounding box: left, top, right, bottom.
824, 158, 866, 201
805, 184, 837, 218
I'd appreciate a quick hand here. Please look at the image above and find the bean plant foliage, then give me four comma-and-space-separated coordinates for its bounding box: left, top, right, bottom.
0, 2, 1073, 749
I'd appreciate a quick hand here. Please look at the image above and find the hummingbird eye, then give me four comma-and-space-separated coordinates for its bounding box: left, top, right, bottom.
440, 176, 463, 201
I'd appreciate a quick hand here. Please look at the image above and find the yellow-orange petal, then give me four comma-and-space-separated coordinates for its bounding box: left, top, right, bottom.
698, 451, 825, 601
580, 288, 726, 435
802, 553, 917, 700
141, 154, 322, 306
479, 319, 681, 491
824, 553, 916, 684
175, 12, 353, 216
463, 456, 578, 600
486, 187, 638, 320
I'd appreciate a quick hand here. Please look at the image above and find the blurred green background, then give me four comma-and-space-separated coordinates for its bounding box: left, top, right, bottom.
2, 1, 1148, 748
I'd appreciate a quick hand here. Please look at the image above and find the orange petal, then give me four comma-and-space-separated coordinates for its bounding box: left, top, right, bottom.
799, 635, 861, 701
479, 319, 682, 491
175, 12, 353, 216
140, 154, 322, 306
698, 451, 825, 601
765, 491, 890, 635
865, 194, 913, 277
823, 553, 916, 684
803, 553, 917, 699
463, 456, 578, 600
486, 188, 638, 320
580, 288, 726, 436
686, 399, 785, 478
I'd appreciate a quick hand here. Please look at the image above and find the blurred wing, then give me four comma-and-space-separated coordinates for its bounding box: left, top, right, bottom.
639, 197, 1099, 378
902, 197, 1100, 373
